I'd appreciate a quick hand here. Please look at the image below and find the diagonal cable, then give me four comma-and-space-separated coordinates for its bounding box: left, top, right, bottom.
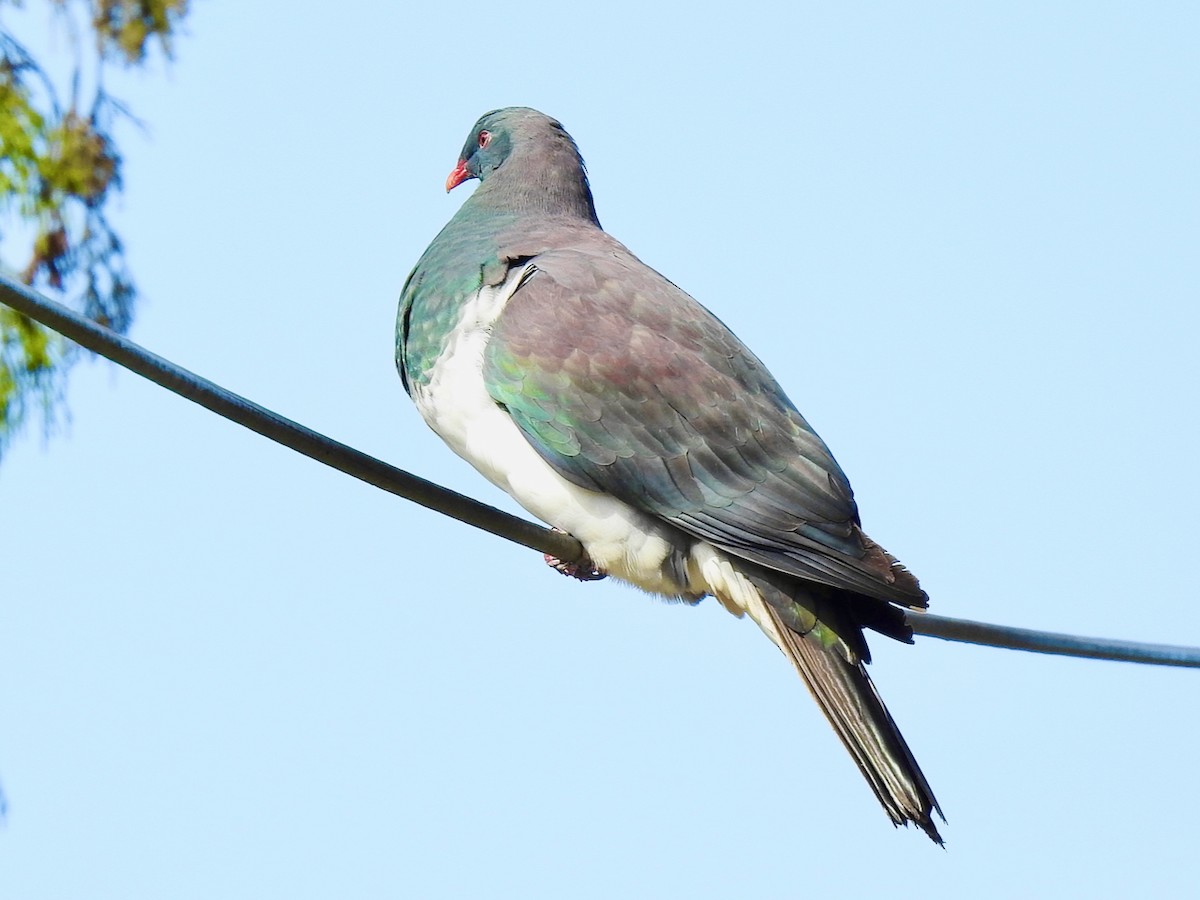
3, 273, 1198, 669
1, 274, 575, 561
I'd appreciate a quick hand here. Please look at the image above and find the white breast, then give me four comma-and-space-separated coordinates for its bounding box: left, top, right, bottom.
410, 265, 699, 598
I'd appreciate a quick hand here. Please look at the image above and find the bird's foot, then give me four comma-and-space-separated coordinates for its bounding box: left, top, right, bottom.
543, 529, 607, 581
544, 553, 607, 581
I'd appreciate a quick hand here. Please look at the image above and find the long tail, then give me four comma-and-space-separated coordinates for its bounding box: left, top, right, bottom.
709, 554, 943, 843
699, 548, 943, 841
763, 603, 944, 844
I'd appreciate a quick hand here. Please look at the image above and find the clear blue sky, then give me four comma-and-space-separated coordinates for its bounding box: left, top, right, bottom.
2, 3, 1198, 897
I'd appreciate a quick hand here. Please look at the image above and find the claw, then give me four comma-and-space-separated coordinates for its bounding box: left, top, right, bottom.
544, 552, 607, 581
543, 529, 606, 581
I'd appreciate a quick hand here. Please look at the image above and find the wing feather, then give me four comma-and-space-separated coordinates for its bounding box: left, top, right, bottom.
483, 239, 926, 608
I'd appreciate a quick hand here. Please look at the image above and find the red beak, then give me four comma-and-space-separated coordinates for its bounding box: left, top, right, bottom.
445, 159, 471, 192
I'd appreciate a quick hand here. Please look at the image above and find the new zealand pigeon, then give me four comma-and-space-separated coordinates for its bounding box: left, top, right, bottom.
396, 107, 943, 843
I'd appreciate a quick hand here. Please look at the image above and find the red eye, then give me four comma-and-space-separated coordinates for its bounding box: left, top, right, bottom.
478, 130, 491, 148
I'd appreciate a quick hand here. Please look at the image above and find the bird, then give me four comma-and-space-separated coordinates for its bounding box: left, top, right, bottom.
396, 107, 944, 843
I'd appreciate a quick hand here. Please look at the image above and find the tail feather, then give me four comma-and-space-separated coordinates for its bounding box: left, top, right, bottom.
697, 546, 943, 842
764, 603, 944, 844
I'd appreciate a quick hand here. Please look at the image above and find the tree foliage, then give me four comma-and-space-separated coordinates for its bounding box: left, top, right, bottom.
0, 0, 189, 457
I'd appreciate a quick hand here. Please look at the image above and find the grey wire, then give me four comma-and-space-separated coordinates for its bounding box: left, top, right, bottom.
0, 275, 578, 561
4, 273, 1198, 669
910, 613, 1199, 668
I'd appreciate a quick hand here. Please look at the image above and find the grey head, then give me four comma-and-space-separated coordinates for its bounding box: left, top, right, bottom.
444, 107, 600, 224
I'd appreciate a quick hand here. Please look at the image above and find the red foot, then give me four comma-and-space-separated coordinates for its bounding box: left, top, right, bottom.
543, 529, 606, 581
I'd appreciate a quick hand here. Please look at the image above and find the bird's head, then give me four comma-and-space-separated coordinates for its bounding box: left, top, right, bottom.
445, 108, 519, 191
442, 108, 597, 221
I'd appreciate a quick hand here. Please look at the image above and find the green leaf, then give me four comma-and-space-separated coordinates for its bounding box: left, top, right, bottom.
0, 5, 191, 460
